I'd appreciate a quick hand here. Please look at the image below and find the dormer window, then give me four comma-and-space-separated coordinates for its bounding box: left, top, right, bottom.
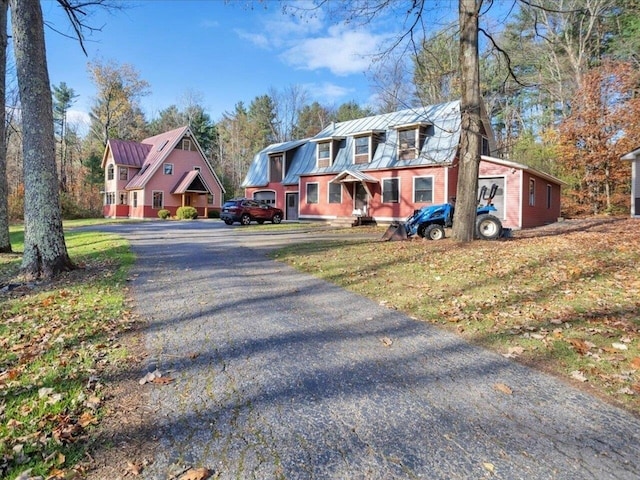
317, 142, 331, 167
354, 136, 369, 164
394, 122, 432, 160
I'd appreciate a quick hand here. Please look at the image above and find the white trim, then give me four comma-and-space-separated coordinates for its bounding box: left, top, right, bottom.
316, 141, 332, 167
163, 163, 174, 175
412, 175, 434, 204
518, 170, 523, 228
478, 175, 507, 221
353, 134, 372, 164
299, 214, 338, 220
444, 166, 449, 204
632, 160, 638, 217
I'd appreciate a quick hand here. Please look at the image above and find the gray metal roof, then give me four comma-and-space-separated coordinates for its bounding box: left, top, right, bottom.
242, 101, 461, 188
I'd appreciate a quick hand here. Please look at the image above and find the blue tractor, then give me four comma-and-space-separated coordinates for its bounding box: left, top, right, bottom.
381, 184, 503, 241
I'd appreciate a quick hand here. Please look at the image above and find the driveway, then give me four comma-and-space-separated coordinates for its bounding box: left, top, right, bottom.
98, 220, 640, 479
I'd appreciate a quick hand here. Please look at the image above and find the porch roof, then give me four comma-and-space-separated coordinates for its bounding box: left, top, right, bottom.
172, 170, 211, 194
330, 170, 379, 184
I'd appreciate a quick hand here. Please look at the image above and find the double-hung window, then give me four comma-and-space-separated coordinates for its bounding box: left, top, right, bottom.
153, 191, 163, 209
414, 177, 433, 203
306, 183, 319, 204
329, 183, 342, 203
382, 178, 399, 203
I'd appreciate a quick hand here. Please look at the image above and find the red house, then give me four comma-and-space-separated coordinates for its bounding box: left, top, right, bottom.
102, 126, 224, 219
242, 101, 563, 230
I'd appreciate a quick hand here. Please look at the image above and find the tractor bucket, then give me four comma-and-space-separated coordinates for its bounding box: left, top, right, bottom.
381, 222, 408, 241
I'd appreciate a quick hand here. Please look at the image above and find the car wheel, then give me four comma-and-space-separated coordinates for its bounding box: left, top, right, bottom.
475, 214, 502, 240
241, 214, 251, 225
424, 224, 445, 240
223, 219, 233, 225
272, 213, 282, 224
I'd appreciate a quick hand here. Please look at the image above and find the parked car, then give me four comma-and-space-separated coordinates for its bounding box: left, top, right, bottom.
220, 198, 284, 225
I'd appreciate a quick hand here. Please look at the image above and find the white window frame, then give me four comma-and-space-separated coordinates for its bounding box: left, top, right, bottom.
118, 166, 128, 181
328, 182, 342, 204
353, 135, 371, 163
182, 139, 191, 150
317, 142, 331, 166
529, 178, 536, 206
132, 191, 138, 208
152, 190, 164, 209
306, 182, 319, 204
107, 164, 114, 180
382, 177, 400, 204
207, 193, 214, 205
163, 163, 174, 175
413, 176, 434, 203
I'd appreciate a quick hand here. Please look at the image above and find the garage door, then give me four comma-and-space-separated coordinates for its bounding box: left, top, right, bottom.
253, 191, 276, 205
478, 177, 505, 220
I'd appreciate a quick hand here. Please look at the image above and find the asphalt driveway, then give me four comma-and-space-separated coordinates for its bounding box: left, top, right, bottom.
101, 220, 640, 479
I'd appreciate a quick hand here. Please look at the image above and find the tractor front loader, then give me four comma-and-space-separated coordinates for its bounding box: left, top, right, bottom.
381, 184, 504, 241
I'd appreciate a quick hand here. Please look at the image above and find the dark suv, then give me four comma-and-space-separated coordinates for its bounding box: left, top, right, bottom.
220, 199, 284, 225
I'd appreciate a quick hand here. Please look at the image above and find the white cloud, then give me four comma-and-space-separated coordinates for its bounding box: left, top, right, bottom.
67, 109, 91, 136
234, 29, 271, 49
281, 25, 388, 76
306, 82, 353, 102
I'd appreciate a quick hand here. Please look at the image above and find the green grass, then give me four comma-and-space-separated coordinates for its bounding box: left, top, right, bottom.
271, 219, 640, 413
0, 226, 135, 480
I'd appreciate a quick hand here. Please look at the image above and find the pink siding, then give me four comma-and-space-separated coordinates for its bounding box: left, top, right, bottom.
479, 160, 522, 228
298, 166, 451, 221
521, 171, 562, 228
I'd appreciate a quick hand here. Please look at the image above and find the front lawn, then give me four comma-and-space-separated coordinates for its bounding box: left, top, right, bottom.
272, 218, 640, 414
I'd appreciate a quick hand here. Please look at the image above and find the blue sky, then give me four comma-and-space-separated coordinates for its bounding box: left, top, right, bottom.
37, 0, 497, 132
38, 0, 407, 129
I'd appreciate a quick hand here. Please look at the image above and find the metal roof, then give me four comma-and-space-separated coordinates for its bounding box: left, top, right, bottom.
242, 101, 461, 188
172, 170, 212, 194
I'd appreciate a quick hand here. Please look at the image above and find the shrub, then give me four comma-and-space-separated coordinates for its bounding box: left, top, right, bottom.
207, 209, 220, 219
158, 209, 171, 220
176, 206, 198, 219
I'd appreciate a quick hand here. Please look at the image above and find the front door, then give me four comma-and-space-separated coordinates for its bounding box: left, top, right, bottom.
286, 192, 299, 220
354, 183, 368, 215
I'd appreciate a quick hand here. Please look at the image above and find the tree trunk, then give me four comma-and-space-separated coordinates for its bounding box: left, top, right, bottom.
10, 0, 74, 278
452, 0, 482, 242
0, 0, 10, 253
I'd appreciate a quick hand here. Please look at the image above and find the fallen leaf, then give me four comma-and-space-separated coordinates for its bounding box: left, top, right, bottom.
482, 462, 495, 473
179, 467, 212, 480
126, 460, 143, 476
571, 370, 588, 382
152, 376, 174, 385
630, 358, 640, 370
567, 338, 590, 355
493, 383, 513, 395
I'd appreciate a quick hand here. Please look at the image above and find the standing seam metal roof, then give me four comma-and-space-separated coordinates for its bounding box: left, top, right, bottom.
242, 101, 461, 188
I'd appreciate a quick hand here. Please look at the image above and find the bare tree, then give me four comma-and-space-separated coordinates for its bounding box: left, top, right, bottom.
10, 0, 74, 278
0, 0, 9, 253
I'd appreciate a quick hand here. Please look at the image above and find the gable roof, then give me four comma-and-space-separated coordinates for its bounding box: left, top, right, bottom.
242, 101, 463, 188
102, 126, 225, 193
172, 170, 212, 194
621, 147, 640, 160
480, 155, 565, 185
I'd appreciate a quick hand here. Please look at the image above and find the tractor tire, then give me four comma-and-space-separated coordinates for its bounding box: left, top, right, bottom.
475, 214, 502, 240
423, 224, 445, 240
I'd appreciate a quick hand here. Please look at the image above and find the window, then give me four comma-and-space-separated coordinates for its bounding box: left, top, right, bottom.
181, 139, 191, 151
329, 183, 342, 203
529, 179, 536, 206
382, 178, 399, 203
547, 184, 552, 209
270, 155, 283, 183
318, 143, 330, 159
414, 177, 433, 203
119, 167, 128, 181
107, 164, 114, 180
306, 183, 319, 204
207, 194, 214, 205
399, 129, 416, 149
105, 192, 115, 205
119, 192, 127, 205
153, 191, 163, 209
163, 163, 173, 175
132, 192, 138, 208
354, 136, 370, 164
481, 136, 490, 156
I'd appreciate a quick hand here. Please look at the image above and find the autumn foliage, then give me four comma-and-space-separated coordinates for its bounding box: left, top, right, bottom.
558, 61, 640, 216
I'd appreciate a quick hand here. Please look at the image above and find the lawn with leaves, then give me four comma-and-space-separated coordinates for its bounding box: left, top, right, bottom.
272, 217, 640, 414
0, 226, 136, 480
